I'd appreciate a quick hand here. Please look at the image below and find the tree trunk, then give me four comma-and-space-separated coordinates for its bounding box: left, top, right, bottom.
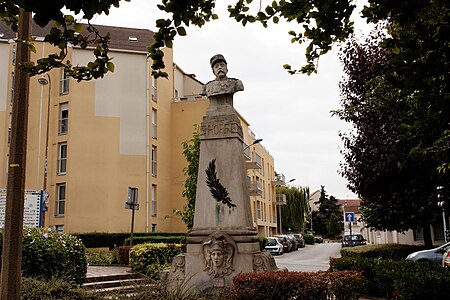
0, 9, 31, 300
423, 223, 433, 248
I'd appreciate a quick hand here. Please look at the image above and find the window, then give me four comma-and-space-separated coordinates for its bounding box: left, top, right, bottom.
10, 72, 14, 104
55, 225, 64, 233
151, 224, 157, 232
60, 69, 70, 94
434, 223, 444, 241
11, 46, 16, 65
59, 103, 68, 134
8, 113, 11, 145
151, 109, 157, 139
151, 146, 157, 176
257, 201, 261, 220
56, 184, 66, 216
151, 76, 157, 102
58, 143, 67, 174
151, 184, 157, 217
413, 228, 424, 241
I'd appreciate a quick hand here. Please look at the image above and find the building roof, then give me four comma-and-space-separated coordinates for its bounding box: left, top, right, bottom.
0, 21, 153, 52
337, 199, 361, 214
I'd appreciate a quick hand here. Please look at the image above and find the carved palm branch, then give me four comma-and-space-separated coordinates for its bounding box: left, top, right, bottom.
205, 159, 236, 208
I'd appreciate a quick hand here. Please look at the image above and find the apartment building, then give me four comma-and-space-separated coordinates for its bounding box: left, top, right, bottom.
0, 22, 280, 236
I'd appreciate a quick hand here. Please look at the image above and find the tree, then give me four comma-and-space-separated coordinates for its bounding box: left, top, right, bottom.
311, 186, 342, 238
175, 126, 200, 230
336, 0, 450, 246
277, 185, 309, 233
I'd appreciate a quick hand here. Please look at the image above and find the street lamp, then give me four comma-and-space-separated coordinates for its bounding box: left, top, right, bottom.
437, 186, 448, 242
37, 73, 51, 226
243, 138, 263, 151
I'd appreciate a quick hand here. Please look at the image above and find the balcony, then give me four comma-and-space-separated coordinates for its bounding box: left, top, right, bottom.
243, 144, 251, 160
272, 173, 286, 185
245, 161, 261, 170
276, 194, 287, 205
248, 179, 263, 196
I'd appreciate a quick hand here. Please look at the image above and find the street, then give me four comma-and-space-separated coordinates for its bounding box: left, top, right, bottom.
273, 242, 342, 272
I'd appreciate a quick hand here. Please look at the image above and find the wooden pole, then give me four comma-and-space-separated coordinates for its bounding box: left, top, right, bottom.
0, 8, 32, 300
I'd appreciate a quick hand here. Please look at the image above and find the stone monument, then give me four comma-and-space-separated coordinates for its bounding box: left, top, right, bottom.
165, 54, 277, 293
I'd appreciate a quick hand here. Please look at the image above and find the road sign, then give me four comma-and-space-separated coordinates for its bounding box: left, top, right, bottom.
345, 212, 355, 222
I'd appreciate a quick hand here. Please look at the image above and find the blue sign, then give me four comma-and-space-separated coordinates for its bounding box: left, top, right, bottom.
345, 212, 355, 222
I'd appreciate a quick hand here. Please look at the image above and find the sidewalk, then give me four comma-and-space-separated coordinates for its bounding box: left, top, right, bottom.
86, 265, 133, 278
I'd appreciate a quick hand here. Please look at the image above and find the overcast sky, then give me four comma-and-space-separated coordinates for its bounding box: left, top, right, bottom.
91, 1, 371, 199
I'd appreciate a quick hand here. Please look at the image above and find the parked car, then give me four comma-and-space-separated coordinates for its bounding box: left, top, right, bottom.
406, 241, 450, 265
264, 237, 283, 255
275, 235, 293, 253
286, 234, 299, 251
442, 248, 450, 267
341, 234, 366, 247
314, 236, 324, 244
293, 233, 306, 248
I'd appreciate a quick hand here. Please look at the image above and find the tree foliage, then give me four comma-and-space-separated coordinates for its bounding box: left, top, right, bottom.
2, 0, 356, 79
175, 125, 200, 230
311, 186, 342, 238
277, 185, 309, 232
335, 0, 450, 245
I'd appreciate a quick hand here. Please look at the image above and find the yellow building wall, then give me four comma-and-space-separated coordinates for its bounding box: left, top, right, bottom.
0, 35, 278, 237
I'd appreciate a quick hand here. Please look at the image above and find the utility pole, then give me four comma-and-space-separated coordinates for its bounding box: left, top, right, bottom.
1, 9, 32, 300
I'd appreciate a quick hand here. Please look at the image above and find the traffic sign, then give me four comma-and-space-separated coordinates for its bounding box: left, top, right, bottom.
345, 212, 355, 222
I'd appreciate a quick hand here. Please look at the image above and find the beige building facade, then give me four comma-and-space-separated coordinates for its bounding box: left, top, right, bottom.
0, 23, 281, 237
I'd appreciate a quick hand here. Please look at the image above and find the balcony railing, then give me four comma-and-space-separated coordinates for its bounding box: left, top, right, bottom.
272, 173, 286, 185
276, 194, 287, 205
248, 180, 262, 196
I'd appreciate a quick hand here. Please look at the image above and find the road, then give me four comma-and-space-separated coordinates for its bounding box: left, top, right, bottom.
273, 242, 342, 272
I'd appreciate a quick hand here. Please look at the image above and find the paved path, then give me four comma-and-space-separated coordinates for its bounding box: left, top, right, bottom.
86, 265, 133, 278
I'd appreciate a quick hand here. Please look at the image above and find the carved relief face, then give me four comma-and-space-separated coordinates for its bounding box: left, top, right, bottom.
213, 62, 228, 80
211, 250, 224, 268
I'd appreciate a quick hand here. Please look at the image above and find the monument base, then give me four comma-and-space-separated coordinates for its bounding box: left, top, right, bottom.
163, 230, 278, 295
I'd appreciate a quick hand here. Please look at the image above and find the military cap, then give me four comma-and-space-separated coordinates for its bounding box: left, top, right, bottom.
210, 54, 227, 68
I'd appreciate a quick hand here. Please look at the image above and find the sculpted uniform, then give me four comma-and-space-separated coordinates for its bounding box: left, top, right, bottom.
200, 78, 244, 98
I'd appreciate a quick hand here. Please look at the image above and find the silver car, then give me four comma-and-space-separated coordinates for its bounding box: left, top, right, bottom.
264, 237, 283, 255
406, 242, 450, 265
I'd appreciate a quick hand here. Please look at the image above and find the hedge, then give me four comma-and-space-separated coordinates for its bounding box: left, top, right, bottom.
129, 243, 183, 280
232, 270, 365, 300
0, 228, 87, 284
73, 232, 187, 249
123, 235, 187, 246
340, 243, 427, 260
330, 256, 450, 299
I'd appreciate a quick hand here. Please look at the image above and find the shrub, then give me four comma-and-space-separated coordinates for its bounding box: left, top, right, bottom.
340, 243, 427, 260
129, 243, 183, 279
124, 235, 187, 246
1, 228, 87, 284
330, 256, 450, 298
258, 236, 268, 251
232, 270, 365, 300
85, 248, 116, 265
21, 277, 99, 300
74, 232, 187, 249
303, 233, 315, 245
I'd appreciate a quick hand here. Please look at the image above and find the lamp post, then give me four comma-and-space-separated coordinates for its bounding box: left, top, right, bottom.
37, 73, 51, 226
437, 186, 448, 242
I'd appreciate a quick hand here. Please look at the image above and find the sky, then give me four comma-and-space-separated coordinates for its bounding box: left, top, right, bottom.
91, 0, 371, 199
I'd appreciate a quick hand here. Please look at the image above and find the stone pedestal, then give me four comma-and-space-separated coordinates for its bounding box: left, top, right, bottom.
165, 59, 277, 294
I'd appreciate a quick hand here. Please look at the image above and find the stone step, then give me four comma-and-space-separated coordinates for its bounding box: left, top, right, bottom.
85, 272, 144, 284
83, 277, 148, 290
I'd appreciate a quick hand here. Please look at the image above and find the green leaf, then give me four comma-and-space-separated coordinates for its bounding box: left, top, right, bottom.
177, 26, 187, 36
